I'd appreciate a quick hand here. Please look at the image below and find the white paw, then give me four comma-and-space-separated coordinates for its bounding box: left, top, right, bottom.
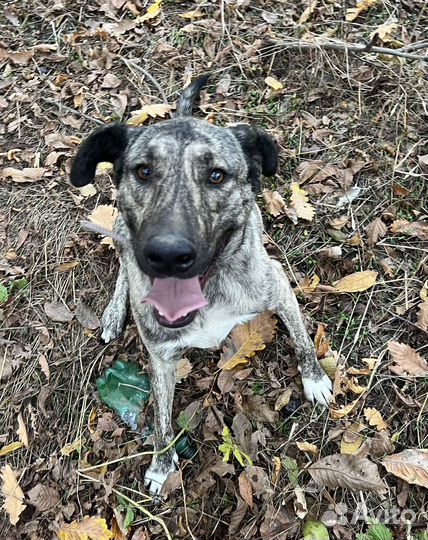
302, 373, 332, 408
100, 306, 126, 343
144, 453, 178, 496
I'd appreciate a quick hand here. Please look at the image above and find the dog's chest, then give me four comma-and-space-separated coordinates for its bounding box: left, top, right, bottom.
180, 308, 257, 350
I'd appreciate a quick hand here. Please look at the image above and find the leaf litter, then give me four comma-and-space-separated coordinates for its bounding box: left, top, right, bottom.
1, 0, 428, 538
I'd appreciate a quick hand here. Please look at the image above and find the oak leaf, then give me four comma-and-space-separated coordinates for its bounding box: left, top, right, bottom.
387, 341, 428, 376
1, 464, 26, 525
290, 183, 315, 221
219, 311, 277, 370
382, 449, 428, 488
57, 516, 113, 540
308, 454, 387, 494
27, 484, 60, 512
334, 270, 378, 293
364, 407, 388, 431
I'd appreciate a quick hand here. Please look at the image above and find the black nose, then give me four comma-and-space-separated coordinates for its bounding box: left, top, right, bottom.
143, 235, 196, 276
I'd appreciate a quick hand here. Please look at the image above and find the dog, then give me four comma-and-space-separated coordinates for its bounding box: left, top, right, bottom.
70, 75, 332, 495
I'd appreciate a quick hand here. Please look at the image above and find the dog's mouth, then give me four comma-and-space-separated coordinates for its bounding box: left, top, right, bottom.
141, 229, 235, 328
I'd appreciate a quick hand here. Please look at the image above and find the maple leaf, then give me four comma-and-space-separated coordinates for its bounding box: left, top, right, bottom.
219, 312, 277, 370
382, 449, 428, 488
290, 183, 315, 221
334, 270, 378, 293
387, 341, 428, 376
1, 464, 26, 525
364, 407, 388, 431
57, 516, 113, 540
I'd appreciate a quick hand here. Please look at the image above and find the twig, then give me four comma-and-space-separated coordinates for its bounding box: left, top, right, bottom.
121, 58, 169, 103
263, 38, 428, 61
39, 96, 104, 126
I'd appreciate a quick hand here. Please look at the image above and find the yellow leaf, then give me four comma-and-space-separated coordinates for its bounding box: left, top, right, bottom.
296, 441, 319, 455
17, 413, 28, 447
179, 10, 204, 19
347, 357, 377, 375
299, 0, 318, 23
319, 356, 337, 380
219, 311, 277, 370
0, 441, 24, 457
79, 184, 97, 198
137, 0, 161, 23
345, 0, 377, 21
264, 76, 283, 91
60, 437, 84, 456
330, 398, 359, 419
340, 422, 365, 454
373, 21, 398, 42
88, 205, 118, 233
382, 449, 428, 488
420, 282, 428, 301
175, 357, 192, 382
1, 464, 26, 525
271, 456, 281, 485
334, 270, 378, 293
58, 516, 113, 540
127, 103, 172, 126
314, 323, 330, 359
96, 162, 113, 172
295, 274, 320, 294
55, 260, 80, 272
347, 376, 367, 395
364, 407, 388, 431
290, 183, 315, 221
274, 388, 293, 411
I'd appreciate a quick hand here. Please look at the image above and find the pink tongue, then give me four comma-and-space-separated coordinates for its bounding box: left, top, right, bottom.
142, 277, 208, 323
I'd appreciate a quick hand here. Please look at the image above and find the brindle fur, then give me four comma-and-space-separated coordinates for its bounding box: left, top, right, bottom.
70, 76, 332, 495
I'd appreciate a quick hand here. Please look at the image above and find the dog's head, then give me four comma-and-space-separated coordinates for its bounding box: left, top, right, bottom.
70, 79, 278, 328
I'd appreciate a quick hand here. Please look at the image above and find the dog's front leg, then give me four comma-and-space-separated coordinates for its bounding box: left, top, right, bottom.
144, 348, 179, 496
273, 262, 332, 407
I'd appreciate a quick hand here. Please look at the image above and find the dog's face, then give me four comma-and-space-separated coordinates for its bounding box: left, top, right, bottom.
71, 117, 277, 327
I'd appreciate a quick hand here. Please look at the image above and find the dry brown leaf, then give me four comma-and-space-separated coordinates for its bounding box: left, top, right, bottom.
219, 311, 277, 370
346, 0, 377, 22
347, 377, 367, 395
1, 464, 26, 525
330, 398, 359, 419
57, 516, 113, 540
365, 217, 387, 247
390, 219, 428, 240
16, 413, 28, 447
176, 357, 192, 382
334, 270, 378, 293
371, 431, 394, 458
314, 323, 330, 358
38, 354, 50, 381
373, 21, 399, 42
262, 188, 287, 217
299, 0, 318, 23
2, 167, 48, 183
271, 456, 281, 485
296, 441, 319, 455
364, 407, 388, 431
44, 301, 73, 323
55, 260, 80, 272
274, 388, 293, 411
308, 454, 387, 494
179, 10, 204, 19
347, 357, 377, 375
238, 471, 253, 508
417, 301, 428, 331
27, 483, 60, 512
290, 183, 315, 221
88, 205, 117, 232
75, 300, 100, 330
388, 341, 428, 376
127, 103, 172, 126
228, 495, 248, 536
382, 449, 428, 488
0, 441, 24, 456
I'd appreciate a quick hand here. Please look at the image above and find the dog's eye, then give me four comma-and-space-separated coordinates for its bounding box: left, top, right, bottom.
209, 169, 226, 185
137, 165, 151, 181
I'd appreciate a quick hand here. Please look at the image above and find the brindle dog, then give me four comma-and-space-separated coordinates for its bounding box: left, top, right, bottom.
70, 75, 332, 495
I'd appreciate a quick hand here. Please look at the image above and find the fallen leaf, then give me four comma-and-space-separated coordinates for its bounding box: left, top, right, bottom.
60, 437, 84, 456
299, 0, 318, 24
127, 103, 172, 126
364, 407, 388, 431
137, 0, 161, 23
319, 356, 337, 379
38, 354, 50, 381
55, 260, 80, 272
347, 357, 377, 375
334, 270, 378, 293
388, 341, 428, 376
88, 205, 117, 232
336, 186, 362, 207
346, 0, 377, 22
219, 311, 277, 370
16, 413, 28, 447
1, 464, 26, 525
57, 516, 113, 540
290, 183, 315, 221
308, 454, 387, 494
330, 398, 359, 419
271, 456, 281, 485
371, 431, 394, 458
264, 76, 283, 90
373, 21, 399, 42
274, 388, 293, 411
0, 441, 24, 456
101, 73, 121, 89
390, 220, 428, 240
75, 300, 100, 330
44, 301, 74, 323
2, 167, 48, 183
228, 495, 248, 535
262, 188, 287, 217
238, 471, 253, 508
294, 486, 308, 520
366, 217, 387, 247
340, 423, 365, 455
302, 518, 329, 540
176, 357, 192, 382
27, 483, 60, 512
296, 441, 319, 455
79, 184, 97, 198
382, 449, 428, 488
347, 377, 367, 394
417, 301, 428, 331
314, 323, 330, 359
179, 10, 204, 19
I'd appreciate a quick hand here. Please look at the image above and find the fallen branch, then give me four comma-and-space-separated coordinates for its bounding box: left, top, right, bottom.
263, 37, 428, 62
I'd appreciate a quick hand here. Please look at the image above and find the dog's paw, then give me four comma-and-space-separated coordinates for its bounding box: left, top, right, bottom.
144, 453, 178, 496
100, 305, 126, 343
302, 372, 332, 408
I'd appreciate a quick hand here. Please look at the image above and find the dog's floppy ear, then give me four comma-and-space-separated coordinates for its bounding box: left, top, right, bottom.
70, 123, 130, 187
229, 124, 278, 179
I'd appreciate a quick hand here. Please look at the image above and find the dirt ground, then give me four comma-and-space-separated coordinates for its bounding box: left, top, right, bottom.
1, 1, 427, 539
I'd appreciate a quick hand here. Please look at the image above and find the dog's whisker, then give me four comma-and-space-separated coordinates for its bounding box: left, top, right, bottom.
80, 220, 131, 246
